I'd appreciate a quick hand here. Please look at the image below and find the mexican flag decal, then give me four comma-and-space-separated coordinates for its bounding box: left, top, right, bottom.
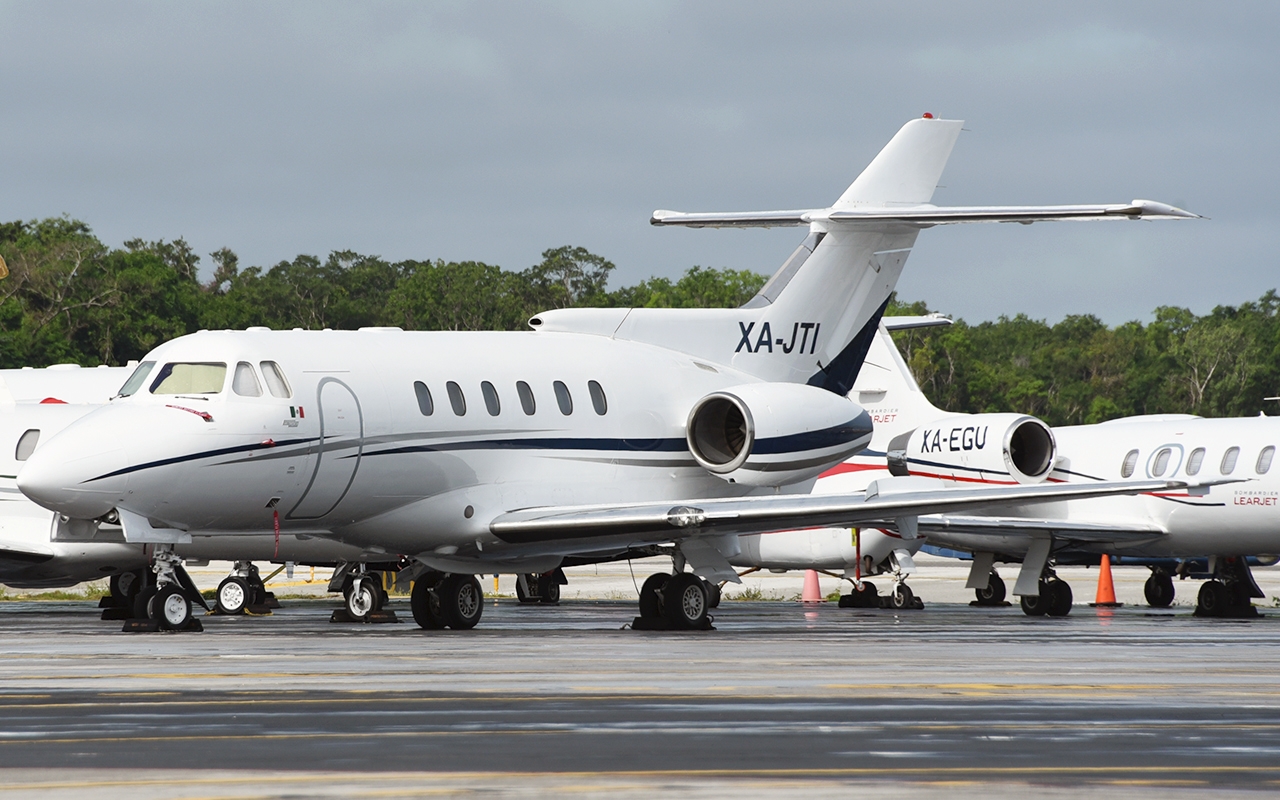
290, 406, 305, 419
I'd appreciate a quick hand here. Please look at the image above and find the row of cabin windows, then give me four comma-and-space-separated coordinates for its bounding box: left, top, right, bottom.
414, 380, 607, 418
1120, 445, 1275, 478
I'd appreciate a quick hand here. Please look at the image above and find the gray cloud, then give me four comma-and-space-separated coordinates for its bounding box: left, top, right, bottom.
1, 1, 1275, 323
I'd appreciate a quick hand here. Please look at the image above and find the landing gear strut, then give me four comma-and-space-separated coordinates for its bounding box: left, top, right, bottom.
123, 545, 206, 632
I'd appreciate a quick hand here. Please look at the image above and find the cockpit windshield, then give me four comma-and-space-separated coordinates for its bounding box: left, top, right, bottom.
149, 363, 227, 395
117, 361, 155, 397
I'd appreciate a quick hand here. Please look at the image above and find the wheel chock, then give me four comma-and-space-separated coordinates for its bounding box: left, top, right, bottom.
969, 599, 1012, 607
263, 591, 282, 609
628, 615, 715, 631
100, 607, 134, 621
329, 609, 401, 624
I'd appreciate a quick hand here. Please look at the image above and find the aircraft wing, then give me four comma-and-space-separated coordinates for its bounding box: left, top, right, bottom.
916, 515, 1166, 543
489, 478, 1201, 546
650, 200, 1199, 229
0, 539, 54, 565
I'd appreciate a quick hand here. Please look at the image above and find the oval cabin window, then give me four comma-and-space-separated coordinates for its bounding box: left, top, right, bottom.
447, 381, 466, 416
1151, 448, 1172, 477
414, 381, 433, 416
481, 381, 501, 416
588, 380, 607, 415
1186, 447, 1205, 476
1120, 449, 1139, 478
1258, 446, 1275, 475
1221, 446, 1240, 475
553, 381, 573, 415
517, 381, 536, 415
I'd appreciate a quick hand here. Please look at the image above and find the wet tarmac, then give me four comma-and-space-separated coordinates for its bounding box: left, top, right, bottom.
0, 597, 1279, 797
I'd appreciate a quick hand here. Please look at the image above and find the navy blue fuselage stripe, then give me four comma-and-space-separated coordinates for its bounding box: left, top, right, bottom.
83, 437, 322, 483
751, 417, 872, 455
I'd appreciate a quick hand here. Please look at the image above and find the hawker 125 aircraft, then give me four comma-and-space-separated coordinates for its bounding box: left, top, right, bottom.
18, 115, 1203, 631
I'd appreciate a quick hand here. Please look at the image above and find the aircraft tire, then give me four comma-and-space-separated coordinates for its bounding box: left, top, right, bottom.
133, 585, 158, 620
439, 574, 483, 630
889, 583, 915, 610
110, 570, 142, 603
345, 576, 381, 621
638, 573, 670, 619
410, 572, 446, 629
1046, 579, 1073, 617
154, 585, 192, 630
703, 580, 721, 609
1020, 591, 1049, 616
216, 577, 250, 615
663, 573, 709, 630
1197, 580, 1228, 617
1144, 571, 1175, 608
975, 573, 1006, 605
537, 575, 560, 604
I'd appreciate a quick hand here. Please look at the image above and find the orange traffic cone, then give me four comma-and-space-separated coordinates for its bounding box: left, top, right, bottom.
1089, 554, 1123, 608
802, 569, 823, 604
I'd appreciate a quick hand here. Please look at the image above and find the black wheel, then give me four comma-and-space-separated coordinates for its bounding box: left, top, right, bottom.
889, 583, 914, 609
153, 585, 192, 630
1020, 591, 1049, 616
638, 573, 670, 619
1046, 579, 1073, 617
110, 570, 142, 602
216, 577, 250, 615
703, 580, 721, 609
662, 573, 709, 630
1198, 580, 1228, 616
439, 574, 483, 630
345, 575, 381, 621
537, 574, 560, 604
410, 572, 446, 629
133, 585, 158, 620
975, 573, 1007, 604
1144, 571, 1175, 607
515, 574, 538, 604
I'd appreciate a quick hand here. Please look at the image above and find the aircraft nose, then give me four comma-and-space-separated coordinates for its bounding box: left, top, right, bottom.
17, 408, 132, 519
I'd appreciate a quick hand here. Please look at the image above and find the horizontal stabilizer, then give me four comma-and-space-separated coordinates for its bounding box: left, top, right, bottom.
650, 199, 1199, 229
882, 314, 953, 331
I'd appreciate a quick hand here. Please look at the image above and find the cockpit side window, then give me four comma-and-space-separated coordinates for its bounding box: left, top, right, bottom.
150, 363, 227, 395
117, 361, 155, 397
260, 362, 292, 398
15, 429, 39, 461
233, 362, 263, 397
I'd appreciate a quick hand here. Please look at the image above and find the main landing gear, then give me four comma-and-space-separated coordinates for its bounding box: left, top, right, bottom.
1019, 567, 1073, 617
515, 569, 567, 605
120, 545, 208, 632
410, 571, 484, 630
973, 572, 1008, 606
633, 571, 715, 630
1144, 567, 1176, 608
1194, 557, 1262, 618
214, 562, 276, 615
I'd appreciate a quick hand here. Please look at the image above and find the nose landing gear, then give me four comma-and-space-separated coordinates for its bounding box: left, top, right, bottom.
122, 545, 207, 632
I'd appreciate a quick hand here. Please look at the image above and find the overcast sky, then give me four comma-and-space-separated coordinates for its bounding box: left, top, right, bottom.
2, 2, 1276, 324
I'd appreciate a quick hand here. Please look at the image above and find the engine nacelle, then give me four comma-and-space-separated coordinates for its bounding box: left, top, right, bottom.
885, 413, 1056, 485
686, 382, 872, 487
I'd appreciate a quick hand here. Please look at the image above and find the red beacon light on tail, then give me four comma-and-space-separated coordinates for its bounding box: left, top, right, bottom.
922, 112, 934, 119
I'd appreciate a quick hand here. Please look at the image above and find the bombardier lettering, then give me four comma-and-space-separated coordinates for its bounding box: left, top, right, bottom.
735, 321, 821, 354
919, 425, 988, 453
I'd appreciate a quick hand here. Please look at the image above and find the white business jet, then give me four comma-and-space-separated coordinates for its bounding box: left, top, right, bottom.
785, 320, 1280, 618
18, 115, 1201, 632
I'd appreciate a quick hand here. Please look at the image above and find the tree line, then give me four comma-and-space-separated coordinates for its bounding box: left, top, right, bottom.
1, 216, 1275, 424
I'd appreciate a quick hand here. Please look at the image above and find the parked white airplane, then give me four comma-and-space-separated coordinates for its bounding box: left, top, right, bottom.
775, 320, 1279, 618
18, 115, 1201, 631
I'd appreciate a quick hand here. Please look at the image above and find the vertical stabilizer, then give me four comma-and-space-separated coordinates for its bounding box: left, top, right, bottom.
833, 117, 963, 208
850, 325, 949, 448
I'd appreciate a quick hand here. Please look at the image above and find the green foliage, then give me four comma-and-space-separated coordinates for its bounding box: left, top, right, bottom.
0, 215, 1277, 422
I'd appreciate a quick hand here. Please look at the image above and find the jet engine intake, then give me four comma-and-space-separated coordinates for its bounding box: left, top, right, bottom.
687, 383, 872, 487
886, 413, 1056, 485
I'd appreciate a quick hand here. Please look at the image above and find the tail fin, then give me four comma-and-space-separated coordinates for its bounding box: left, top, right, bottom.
531, 116, 1194, 386
851, 322, 949, 447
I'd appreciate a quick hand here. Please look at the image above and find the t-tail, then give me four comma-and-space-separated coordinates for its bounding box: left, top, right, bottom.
530, 115, 1198, 391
